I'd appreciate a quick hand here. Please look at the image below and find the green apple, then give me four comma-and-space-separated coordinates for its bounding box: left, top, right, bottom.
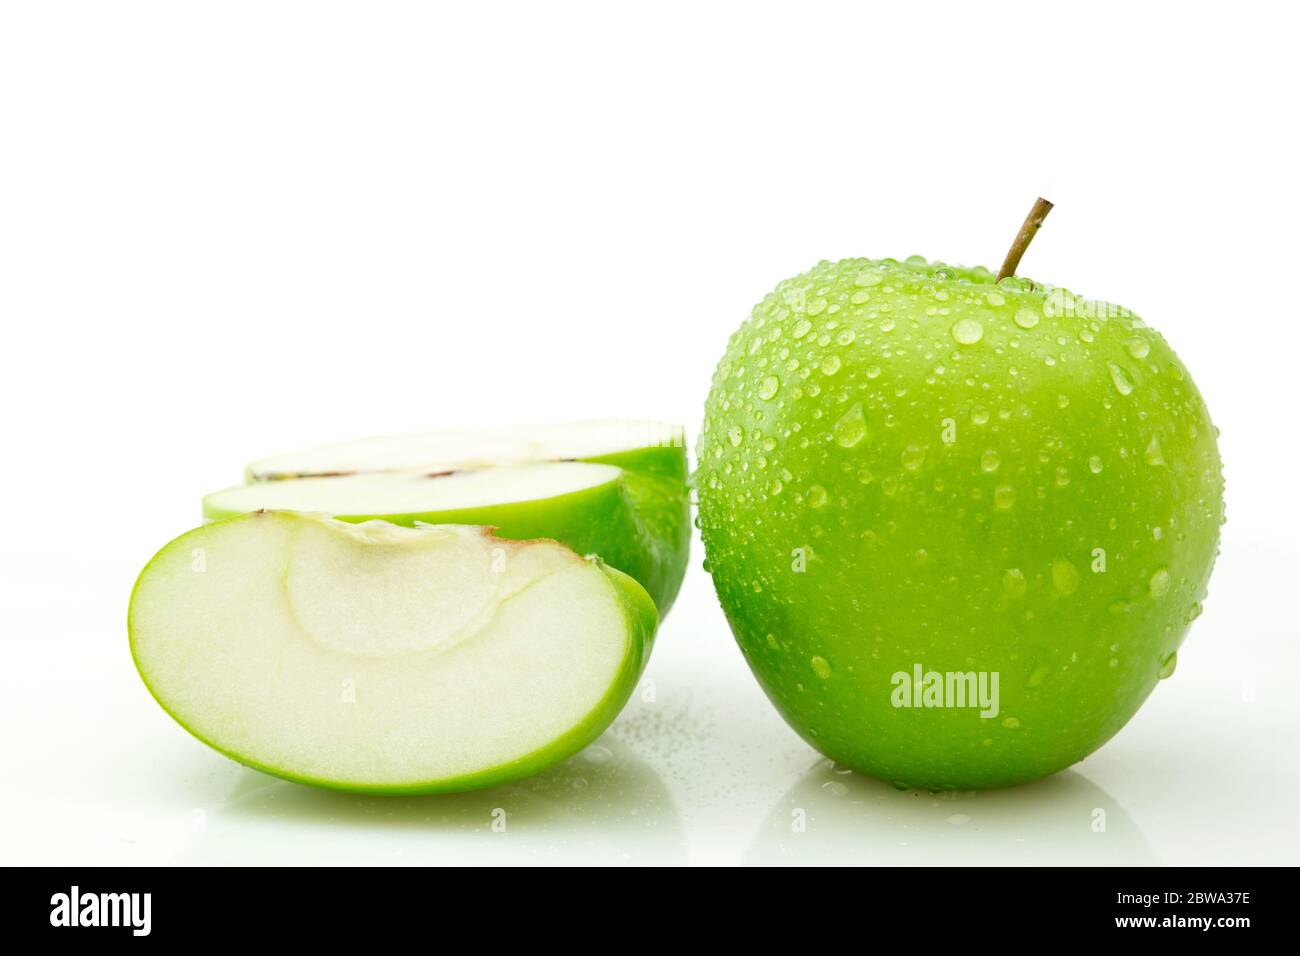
697, 249, 1224, 789
129, 511, 656, 793
203, 421, 689, 615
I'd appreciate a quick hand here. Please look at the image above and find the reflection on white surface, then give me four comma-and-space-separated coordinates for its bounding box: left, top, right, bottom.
746, 759, 1156, 865
168, 736, 686, 865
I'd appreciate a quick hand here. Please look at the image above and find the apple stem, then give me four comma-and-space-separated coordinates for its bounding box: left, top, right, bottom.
996, 197, 1054, 282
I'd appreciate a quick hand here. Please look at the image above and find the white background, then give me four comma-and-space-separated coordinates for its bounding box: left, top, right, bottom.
2, 1, 1297, 865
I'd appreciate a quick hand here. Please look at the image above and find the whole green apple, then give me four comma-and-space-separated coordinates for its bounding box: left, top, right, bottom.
697, 252, 1224, 789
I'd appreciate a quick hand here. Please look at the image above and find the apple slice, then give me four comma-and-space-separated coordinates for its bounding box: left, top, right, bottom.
128, 511, 657, 794
243, 420, 686, 481
204, 420, 690, 614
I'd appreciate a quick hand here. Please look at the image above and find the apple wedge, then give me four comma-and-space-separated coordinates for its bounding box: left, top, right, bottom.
203, 421, 689, 615
128, 511, 657, 794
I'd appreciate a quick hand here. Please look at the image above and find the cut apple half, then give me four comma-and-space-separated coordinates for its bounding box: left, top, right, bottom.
206, 462, 622, 521
129, 512, 657, 793
245, 420, 685, 481
205, 420, 690, 614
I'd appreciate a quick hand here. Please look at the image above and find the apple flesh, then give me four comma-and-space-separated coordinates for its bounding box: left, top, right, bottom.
204, 421, 690, 615
697, 257, 1224, 789
243, 420, 684, 481
129, 512, 656, 793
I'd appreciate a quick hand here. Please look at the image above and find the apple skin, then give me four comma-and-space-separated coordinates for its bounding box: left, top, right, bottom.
697, 257, 1224, 789
128, 512, 658, 795
206, 441, 691, 616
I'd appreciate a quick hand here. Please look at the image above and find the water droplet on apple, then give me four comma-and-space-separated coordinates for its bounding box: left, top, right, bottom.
980, 450, 1001, 473
1149, 568, 1171, 598
792, 318, 812, 338
1144, 434, 1165, 466
1127, 337, 1151, 359
808, 484, 828, 508
810, 656, 832, 679
951, 318, 984, 345
1089, 455, 1104, 474
1002, 568, 1027, 598
901, 444, 926, 470
1013, 307, 1040, 329
833, 403, 868, 448
993, 485, 1016, 509
727, 426, 743, 446
854, 269, 883, 287
1052, 559, 1079, 596
759, 375, 780, 400
1158, 651, 1178, 680
971, 405, 990, 425
1001, 716, 1021, 730
1186, 601, 1203, 623
820, 355, 842, 375
1107, 361, 1134, 396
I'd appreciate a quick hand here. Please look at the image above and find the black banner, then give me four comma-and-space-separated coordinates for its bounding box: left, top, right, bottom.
9, 867, 1277, 940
